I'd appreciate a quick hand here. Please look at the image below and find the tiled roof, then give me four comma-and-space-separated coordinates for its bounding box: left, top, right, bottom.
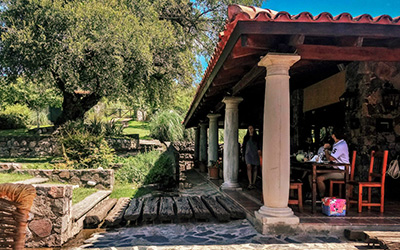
185, 4, 400, 126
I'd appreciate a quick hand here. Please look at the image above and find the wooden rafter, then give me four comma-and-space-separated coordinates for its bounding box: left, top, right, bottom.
296, 44, 400, 61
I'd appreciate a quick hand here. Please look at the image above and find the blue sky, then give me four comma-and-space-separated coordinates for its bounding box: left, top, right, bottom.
261, 0, 400, 17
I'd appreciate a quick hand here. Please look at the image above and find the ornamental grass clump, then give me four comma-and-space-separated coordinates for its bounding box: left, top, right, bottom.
114, 151, 161, 185
149, 110, 185, 142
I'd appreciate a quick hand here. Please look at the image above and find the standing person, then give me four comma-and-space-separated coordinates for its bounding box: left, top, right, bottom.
242, 125, 262, 189
316, 128, 350, 198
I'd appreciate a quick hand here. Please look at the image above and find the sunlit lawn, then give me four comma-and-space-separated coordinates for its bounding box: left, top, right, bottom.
72, 187, 98, 204
0, 172, 34, 183
123, 120, 152, 140
110, 182, 152, 199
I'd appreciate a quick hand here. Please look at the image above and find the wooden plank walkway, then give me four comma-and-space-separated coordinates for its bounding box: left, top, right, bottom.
363, 231, 400, 250
100, 195, 246, 227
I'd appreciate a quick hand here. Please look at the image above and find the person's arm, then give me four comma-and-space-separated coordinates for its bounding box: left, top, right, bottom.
323, 144, 337, 162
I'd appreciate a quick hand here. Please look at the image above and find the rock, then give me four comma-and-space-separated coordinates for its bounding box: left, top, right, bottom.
29, 219, 52, 238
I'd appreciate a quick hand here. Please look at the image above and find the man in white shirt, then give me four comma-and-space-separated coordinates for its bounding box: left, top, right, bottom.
316, 128, 350, 198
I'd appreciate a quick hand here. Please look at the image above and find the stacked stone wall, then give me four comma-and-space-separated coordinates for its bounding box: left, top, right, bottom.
13, 169, 114, 190
345, 62, 400, 191
0, 135, 139, 158
0, 136, 59, 158
26, 185, 77, 248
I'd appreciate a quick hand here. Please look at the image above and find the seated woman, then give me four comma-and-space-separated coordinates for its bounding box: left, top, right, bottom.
316, 128, 350, 198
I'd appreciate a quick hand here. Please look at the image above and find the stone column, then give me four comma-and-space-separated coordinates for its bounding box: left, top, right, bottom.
199, 122, 208, 164
207, 114, 221, 167
221, 96, 243, 190
255, 53, 301, 232
194, 127, 200, 165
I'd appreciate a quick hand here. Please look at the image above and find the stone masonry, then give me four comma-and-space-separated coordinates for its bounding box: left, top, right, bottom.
0, 135, 139, 158
26, 184, 79, 248
9, 169, 115, 190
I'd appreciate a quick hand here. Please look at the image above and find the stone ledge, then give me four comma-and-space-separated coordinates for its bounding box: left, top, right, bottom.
72, 190, 112, 221
14, 177, 49, 184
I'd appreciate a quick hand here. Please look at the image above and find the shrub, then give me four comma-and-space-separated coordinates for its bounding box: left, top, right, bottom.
143, 151, 175, 188
0, 104, 31, 129
149, 110, 185, 142
57, 121, 115, 169
115, 151, 161, 185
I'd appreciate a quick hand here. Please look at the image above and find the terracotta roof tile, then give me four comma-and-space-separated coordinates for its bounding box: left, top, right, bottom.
185, 4, 400, 126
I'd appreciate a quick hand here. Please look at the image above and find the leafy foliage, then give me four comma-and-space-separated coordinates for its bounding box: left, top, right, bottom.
0, 0, 262, 124
0, 77, 62, 110
0, 104, 31, 129
57, 121, 115, 169
149, 110, 185, 142
114, 151, 161, 184
143, 151, 175, 188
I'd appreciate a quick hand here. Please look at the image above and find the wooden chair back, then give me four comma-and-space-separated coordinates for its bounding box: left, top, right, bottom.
350, 150, 357, 181
368, 150, 389, 184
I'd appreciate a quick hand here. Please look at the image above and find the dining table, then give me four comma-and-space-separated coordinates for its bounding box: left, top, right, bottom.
291, 160, 351, 214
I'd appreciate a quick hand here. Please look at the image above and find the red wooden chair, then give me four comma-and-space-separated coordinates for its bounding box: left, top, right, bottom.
329, 150, 357, 197
348, 150, 389, 213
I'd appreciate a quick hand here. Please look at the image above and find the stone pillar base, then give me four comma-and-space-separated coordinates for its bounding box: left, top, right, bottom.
255, 206, 299, 234
220, 182, 242, 191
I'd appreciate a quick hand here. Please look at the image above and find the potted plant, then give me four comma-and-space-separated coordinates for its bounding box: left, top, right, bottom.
209, 160, 222, 180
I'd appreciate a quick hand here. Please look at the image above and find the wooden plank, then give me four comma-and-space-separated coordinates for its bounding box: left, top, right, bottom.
123, 198, 144, 222
84, 198, 117, 229
102, 197, 130, 228
188, 196, 211, 221
174, 196, 193, 221
159, 197, 175, 222
142, 197, 160, 223
297, 44, 400, 62
201, 196, 230, 222
364, 231, 400, 238
216, 195, 246, 219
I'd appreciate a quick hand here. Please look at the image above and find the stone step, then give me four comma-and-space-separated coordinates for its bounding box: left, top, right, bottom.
14, 177, 49, 184
72, 190, 111, 221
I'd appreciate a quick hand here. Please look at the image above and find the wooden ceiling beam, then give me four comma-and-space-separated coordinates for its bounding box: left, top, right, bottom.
296, 44, 400, 61
223, 54, 260, 70
336, 36, 364, 47
232, 65, 265, 96
288, 34, 305, 46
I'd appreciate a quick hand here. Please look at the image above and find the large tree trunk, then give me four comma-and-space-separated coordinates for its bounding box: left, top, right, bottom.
55, 92, 102, 125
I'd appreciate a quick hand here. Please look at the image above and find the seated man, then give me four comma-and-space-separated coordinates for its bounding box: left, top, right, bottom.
316, 128, 350, 198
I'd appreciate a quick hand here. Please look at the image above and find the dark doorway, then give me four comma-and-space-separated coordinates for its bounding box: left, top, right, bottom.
303, 102, 345, 152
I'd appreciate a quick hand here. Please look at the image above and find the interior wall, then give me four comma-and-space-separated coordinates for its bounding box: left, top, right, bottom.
303, 71, 346, 113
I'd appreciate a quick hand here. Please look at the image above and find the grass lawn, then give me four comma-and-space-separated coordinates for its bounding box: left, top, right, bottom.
72, 187, 98, 204
110, 182, 152, 199
0, 172, 34, 183
0, 128, 30, 136
123, 120, 152, 140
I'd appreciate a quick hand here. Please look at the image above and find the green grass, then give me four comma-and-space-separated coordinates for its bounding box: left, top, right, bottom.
110, 182, 152, 199
0, 172, 34, 183
72, 187, 98, 204
0, 128, 29, 136
0, 156, 57, 164
123, 120, 152, 139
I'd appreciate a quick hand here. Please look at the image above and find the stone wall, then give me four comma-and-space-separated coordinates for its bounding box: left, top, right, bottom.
14, 169, 114, 190
25, 184, 80, 248
0, 135, 139, 157
0, 136, 59, 158
345, 62, 400, 184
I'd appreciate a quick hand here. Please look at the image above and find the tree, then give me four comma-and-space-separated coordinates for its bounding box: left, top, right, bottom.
0, 0, 261, 125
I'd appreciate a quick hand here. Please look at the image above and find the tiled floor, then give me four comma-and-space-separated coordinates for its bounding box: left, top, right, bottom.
204, 172, 400, 228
